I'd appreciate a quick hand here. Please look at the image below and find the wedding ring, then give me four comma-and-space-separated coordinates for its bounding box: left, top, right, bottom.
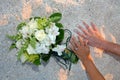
75, 48, 78, 50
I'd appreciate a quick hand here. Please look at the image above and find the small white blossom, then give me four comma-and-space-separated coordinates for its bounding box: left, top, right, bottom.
28, 19, 38, 34
45, 23, 60, 45
52, 45, 66, 56
27, 44, 36, 54
16, 39, 23, 49
46, 23, 60, 36
48, 34, 56, 44
35, 42, 49, 54
41, 36, 51, 46
19, 26, 29, 38
35, 30, 46, 42
41, 34, 56, 46
20, 54, 28, 63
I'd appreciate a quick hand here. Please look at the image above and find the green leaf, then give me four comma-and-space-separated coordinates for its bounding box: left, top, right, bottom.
17, 22, 26, 31
69, 52, 79, 64
37, 19, 45, 29
41, 53, 51, 62
16, 34, 22, 41
17, 41, 29, 59
29, 17, 41, 20
20, 52, 29, 63
62, 49, 79, 64
49, 12, 62, 22
62, 49, 71, 60
55, 23, 63, 28
28, 54, 40, 65
9, 43, 16, 50
56, 29, 64, 44
33, 58, 41, 65
29, 17, 33, 20
34, 17, 41, 20
7, 34, 22, 41
17, 47, 25, 60
7, 35, 16, 41
30, 37, 36, 49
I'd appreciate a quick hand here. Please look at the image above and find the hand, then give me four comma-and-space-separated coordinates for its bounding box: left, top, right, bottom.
75, 22, 105, 49
69, 36, 91, 62
69, 36, 105, 80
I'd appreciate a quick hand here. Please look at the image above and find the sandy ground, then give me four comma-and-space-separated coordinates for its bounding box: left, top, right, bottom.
0, 0, 120, 80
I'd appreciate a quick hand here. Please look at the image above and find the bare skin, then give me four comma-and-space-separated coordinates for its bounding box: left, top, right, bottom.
70, 22, 120, 80
75, 22, 120, 56
69, 36, 105, 80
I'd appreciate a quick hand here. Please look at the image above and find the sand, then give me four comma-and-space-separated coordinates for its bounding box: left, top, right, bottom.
0, 0, 120, 80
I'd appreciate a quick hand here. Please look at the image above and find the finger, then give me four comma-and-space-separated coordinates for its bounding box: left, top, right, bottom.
78, 36, 84, 46
91, 22, 99, 32
74, 29, 87, 39
70, 36, 77, 48
83, 21, 89, 29
78, 25, 89, 36
83, 21, 94, 34
71, 36, 79, 47
69, 43, 76, 52
84, 40, 88, 46
70, 39, 75, 48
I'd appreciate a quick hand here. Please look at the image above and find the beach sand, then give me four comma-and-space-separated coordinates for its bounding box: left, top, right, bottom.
0, 0, 120, 80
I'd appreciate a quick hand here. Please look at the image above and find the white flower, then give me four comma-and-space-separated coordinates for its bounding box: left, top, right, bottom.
45, 23, 60, 44
48, 34, 56, 44
46, 23, 60, 36
28, 19, 38, 34
52, 45, 66, 56
20, 53, 28, 63
35, 30, 46, 42
27, 44, 36, 54
41, 36, 51, 46
16, 39, 23, 49
19, 26, 29, 38
41, 35, 56, 46
35, 42, 49, 54
19, 19, 38, 38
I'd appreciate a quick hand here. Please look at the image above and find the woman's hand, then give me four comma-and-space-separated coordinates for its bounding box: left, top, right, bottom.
69, 36, 91, 62
75, 22, 105, 49
69, 36, 105, 80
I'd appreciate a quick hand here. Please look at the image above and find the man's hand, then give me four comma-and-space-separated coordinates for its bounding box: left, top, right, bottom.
75, 22, 105, 49
75, 21, 120, 57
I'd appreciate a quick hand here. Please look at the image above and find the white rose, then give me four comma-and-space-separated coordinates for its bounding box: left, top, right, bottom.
52, 45, 66, 56
35, 30, 46, 42
27, 44, 36, 54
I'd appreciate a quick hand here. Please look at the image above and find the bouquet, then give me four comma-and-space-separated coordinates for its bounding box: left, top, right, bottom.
8, 13, 78, 70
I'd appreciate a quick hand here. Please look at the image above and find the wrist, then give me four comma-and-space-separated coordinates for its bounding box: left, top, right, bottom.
81, 54, 93, 64
82, 58, 93, 70
99, 40, 110, 51
96, 39, 108, 50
